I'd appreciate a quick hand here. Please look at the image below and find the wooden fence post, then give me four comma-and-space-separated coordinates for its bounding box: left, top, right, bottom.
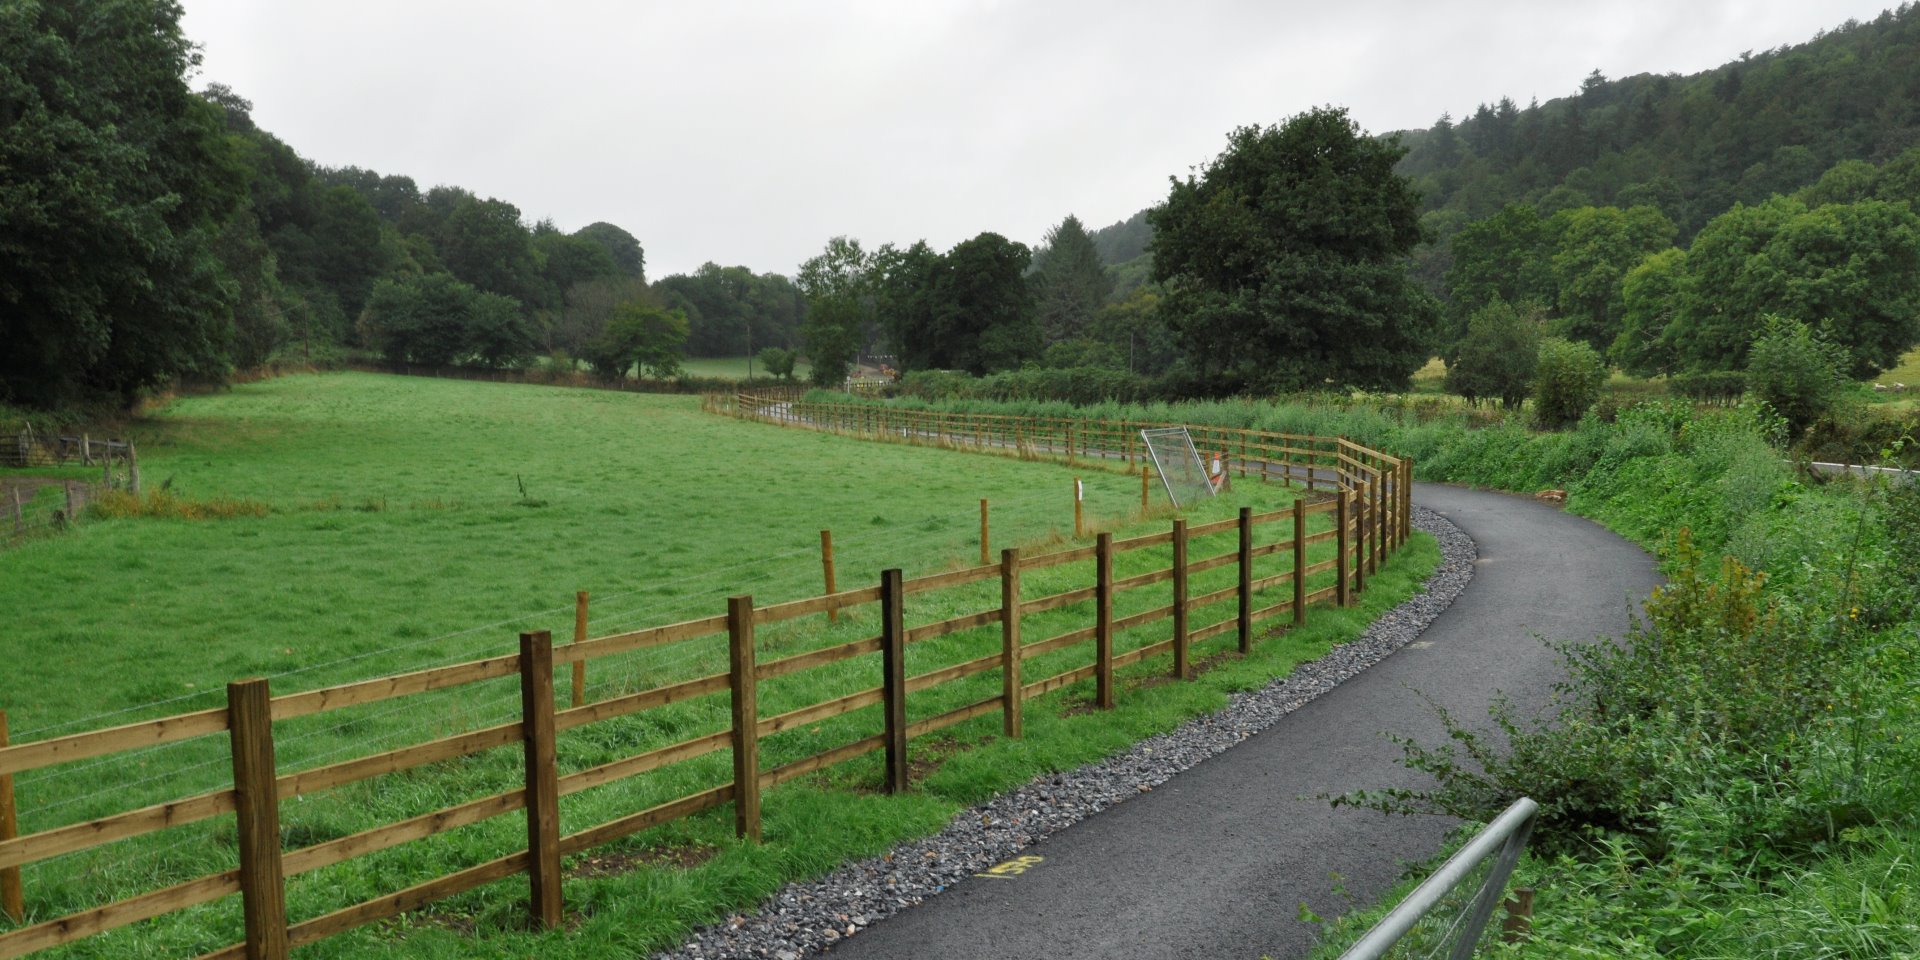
127, 443, 139, 494
1293, 498, 1308, 626
1354, 482, 1369, 595
0, 711, 22, 924
227, 679, 289, 960
1370, 470, 1384, 576
1335, 489, 1351, 607
79, 434, 89, 467
571, 592, 589, 709
1237, 507, 1253, 655
980, 499, 990, 566
1067, 422, 1076, 466
1402, 457, 1415, 546
1095, 533, 1115, 710
726, 596, 761, 841
517, 631, 563, 930
1172, 519, 1190, 679
1001, 548, 1023, 739
1141, 466, 1150, 511
880, 570, 909, 793
821, 529, 838, 622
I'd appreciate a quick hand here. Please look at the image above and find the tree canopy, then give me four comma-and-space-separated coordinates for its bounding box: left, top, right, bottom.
1150, 107, 1439, 392
1, 0, 247, 405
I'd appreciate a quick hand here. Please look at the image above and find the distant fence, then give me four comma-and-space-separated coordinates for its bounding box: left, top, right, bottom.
707, 392, 1412, 531
349, 362, 812, 400
0, 406, 1411, 958
3, 427, 138, 548
3, 428, 137, 483
3, 482, 109, 546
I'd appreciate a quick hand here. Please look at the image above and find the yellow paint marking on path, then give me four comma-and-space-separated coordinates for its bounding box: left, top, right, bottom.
974, 855, 1044, 879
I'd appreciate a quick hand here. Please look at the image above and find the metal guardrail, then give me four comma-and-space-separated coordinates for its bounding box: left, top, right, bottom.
1338, 797, 1539, 960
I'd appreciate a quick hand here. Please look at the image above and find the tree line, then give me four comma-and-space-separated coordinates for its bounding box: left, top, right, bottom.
3, 0, 797, 407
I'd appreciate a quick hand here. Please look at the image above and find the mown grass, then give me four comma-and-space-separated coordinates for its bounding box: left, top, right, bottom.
677, 355, 812, 382
0, 371, 1436, 958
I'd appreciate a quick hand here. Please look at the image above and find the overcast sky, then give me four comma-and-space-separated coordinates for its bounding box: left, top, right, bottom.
181, 1, 1894, 277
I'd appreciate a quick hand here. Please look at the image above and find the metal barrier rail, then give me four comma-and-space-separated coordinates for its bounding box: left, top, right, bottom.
1338, 797, 1538, 960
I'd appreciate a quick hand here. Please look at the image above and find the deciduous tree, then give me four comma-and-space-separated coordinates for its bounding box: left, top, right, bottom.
1152, 108, 1439, 393
1, 0, 248, 404
1445, 300, 1541, 408
797, 237, 872, 386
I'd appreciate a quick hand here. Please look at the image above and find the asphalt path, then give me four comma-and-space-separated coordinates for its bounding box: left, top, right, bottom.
826, 483, 1660, 960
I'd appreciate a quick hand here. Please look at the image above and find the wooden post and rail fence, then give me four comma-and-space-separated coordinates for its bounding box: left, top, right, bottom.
0, 406, 1411, 959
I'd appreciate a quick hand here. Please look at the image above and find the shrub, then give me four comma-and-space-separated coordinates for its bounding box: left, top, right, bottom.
756, 347, 797, 381
1533, 337, 1607, 429
1745, 315, 1850, 438
90, 489, 269, 520
1669, 370, 1747, 405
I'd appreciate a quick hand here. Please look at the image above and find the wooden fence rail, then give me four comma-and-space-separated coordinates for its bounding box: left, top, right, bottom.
0, 403, 1412, 959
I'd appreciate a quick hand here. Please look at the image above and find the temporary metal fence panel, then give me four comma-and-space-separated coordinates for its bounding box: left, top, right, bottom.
1140, 427, 1214, 509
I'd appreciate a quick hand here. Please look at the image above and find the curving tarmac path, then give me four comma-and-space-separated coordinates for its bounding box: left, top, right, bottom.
825, 483, 1660, 960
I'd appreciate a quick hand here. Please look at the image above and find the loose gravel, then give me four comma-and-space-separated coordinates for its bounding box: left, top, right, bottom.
657, 506, 1475, 960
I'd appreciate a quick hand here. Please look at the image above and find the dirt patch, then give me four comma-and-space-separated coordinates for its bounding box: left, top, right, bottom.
568, 842, 719, 879
0, 476, 70, 498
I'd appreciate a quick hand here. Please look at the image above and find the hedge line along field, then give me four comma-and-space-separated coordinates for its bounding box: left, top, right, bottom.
0, 370, 1438, 958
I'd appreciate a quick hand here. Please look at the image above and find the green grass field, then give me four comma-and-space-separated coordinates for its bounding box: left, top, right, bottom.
677, 355, 811, 381
0, 372, 1434, 957
1866, 344, 1920, 411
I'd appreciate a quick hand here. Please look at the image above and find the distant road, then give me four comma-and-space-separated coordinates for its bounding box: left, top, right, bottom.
826, 484, 1660, 960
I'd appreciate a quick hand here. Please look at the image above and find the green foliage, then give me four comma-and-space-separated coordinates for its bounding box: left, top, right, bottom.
1085, 208, 1153, 265
1548, 205, 1676, 352
1399, 9, 1920, 235
893, 365, 1154, 405
869, 233, 1040, 376
1151, 107, 1440, 393
931, 232, 1039, 374
572, 221, 646, 282
1089, 286, 1178, 377
1443, 203, 1556, 340
363, 273, 531, 367
1668, 370, 1747, 405
1031, 214, 1113, 343
655, 263, 806, 358
1444, 300, 1541, 408
585, 302, 688, 380
1745, 315, 1852, 437
1610, 247, 1686, 376
1039, 339, 1124, 370
797, 236, 871, 387
1666, 196, 1920, 376
554, 275, 649, 365
0, 0, 247, 406
1533, 337, 1606, 428
1319, 400, 1920, 958
435, 193, 547, 309
755, 346, 797, 381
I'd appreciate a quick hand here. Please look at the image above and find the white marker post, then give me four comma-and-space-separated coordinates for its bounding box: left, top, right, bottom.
1074, 477, 1084, 539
